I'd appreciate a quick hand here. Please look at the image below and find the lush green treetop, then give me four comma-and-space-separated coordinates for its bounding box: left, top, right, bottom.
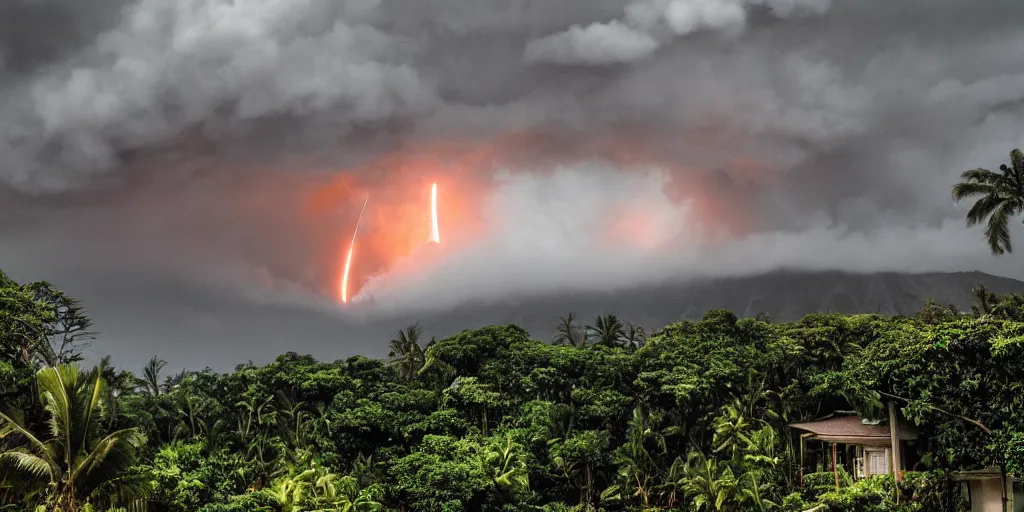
3, 271, 1023, 511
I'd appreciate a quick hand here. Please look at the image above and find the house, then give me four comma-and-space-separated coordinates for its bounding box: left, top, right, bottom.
789, 412, 919, 485
791, 411, 1023, 511
951, 467, 1022, 512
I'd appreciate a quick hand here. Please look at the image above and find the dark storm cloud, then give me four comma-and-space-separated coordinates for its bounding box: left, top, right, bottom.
3, 0, 1023, 200
2, 0, 1024, 368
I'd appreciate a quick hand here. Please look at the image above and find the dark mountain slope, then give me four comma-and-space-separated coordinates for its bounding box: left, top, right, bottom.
413, 271, 1024, 340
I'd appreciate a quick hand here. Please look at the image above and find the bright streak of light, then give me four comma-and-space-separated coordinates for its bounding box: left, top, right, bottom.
430, 182, 440, 244
341, 195, 369, 303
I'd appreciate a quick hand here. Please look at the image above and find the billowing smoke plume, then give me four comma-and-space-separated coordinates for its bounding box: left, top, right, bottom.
2, 0, 1024, 324
524, 0, 831, 66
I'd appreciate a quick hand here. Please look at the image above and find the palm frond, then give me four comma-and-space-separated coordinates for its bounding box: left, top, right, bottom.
37, 365, 76, 451
85, 470, 154, 510
70, 428, 146, 488
0, 410, 52, 463
76, 371, 108, 460
0, 451, 54, 487
957, 167, 1002, 186
985, 202, 1017, 254
964, 193, 1004, 227
141, 357, 166, 396
1010, 148, 1024, 176
951, 181, 996, 202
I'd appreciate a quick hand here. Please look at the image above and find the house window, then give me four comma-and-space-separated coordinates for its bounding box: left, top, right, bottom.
865, 448, 890, 476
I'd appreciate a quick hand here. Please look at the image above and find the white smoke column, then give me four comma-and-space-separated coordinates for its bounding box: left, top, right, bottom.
356, 162, 695, 314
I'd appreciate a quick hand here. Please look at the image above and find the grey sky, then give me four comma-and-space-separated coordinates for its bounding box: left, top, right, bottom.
1, 0, 1023, 370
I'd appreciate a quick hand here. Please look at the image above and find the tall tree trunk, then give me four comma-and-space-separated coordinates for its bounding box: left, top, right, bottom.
887, 401, 902, 483
585, 464, 593, 508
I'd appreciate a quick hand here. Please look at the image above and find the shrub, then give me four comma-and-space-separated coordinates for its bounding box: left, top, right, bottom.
801, 469, 853, 500
804, 471, 956, 512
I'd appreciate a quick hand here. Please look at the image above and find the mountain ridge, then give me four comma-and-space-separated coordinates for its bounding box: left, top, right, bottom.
411, 270, 1024, 340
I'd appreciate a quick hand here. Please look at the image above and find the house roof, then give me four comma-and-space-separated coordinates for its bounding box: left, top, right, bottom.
789, 415, 918, 446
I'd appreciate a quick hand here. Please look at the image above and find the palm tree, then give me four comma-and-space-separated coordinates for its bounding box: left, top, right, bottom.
274, 389, 311, 453
482, 436, 530, 498
172, 394, 210, 441
992, 293, 1024, 321
552, 313, 585, 346
94, 356, 137, 432
231, 397, 279, 489
0, 365, 150, 511
621, 324, 647, 349
541, 403, 577, 448
712, 402, 755, 464
971, 284, 1000, 316
162, 368, 189, 393
387, 324, 425, 381
140, 356, 167, 396
658, 456, 687, 508
969, 285, 1024, 321
604, 408, 667, 507
605, 438, 656, 507
586, 314, 626, 347
681, 452, 738, 511
952, 148, 1024, 254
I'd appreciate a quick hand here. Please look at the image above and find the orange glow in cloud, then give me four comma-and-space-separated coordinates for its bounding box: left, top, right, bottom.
309, 128, 768, 303
608, 209, 666, 251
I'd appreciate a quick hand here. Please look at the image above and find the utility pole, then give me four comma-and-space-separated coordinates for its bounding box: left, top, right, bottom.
888, 401, 903, 483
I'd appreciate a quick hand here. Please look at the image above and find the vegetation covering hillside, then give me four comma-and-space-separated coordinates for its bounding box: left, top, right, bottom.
2, 269, 1023, 512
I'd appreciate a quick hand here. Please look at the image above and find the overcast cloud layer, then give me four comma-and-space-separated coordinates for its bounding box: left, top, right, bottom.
2, 0, 1024, 368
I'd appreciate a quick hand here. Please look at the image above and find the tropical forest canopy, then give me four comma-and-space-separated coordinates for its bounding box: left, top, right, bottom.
2, 267, 1024, 512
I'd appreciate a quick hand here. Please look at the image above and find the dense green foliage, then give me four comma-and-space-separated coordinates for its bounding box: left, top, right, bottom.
2, 269, 1023, 511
